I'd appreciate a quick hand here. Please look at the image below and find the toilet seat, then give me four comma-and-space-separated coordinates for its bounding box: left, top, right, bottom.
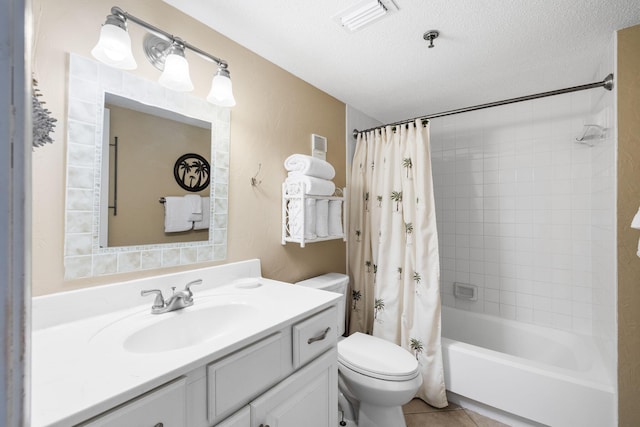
338, 332, 420, 382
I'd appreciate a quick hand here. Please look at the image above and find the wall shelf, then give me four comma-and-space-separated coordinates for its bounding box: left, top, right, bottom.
282, 183, 347, 247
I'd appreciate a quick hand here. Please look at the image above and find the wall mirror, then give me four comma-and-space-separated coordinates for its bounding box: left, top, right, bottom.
64, 54, 229, 279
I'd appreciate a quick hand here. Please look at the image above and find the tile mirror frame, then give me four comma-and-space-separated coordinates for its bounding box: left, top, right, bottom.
64, 54, 229, 279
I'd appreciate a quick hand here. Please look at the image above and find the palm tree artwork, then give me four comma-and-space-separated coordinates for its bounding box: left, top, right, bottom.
352, 290, 362, 311
409, 338, 424, 361
391, 191, 403, 212
178, 158, 191, 182
364, 192, 370, 211
191, 159, 210, 189
402, 157, 413, 179
355, 229, 362, 242
365, 260, 372, 273
377, 195, 383, 208
173, 153, 210, 192
397, 267, 402, 280
405, 222, 414, 245
413, 271, 422, 294
374, 298, 385, 321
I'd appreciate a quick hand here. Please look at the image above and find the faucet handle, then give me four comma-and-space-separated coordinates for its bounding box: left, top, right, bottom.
184, 279, 203, 298
141, 289, 165, 309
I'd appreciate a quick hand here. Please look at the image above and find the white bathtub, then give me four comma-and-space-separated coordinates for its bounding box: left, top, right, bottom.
441, 306, 615, 427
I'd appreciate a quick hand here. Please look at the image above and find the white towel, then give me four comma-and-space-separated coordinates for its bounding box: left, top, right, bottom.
285, 175, 335, 196
164, 196, 193, 232
289, 199, 317, 239
328, 200, 343, 236
284, 154, 335, 180
316, 199, 329, 237
193, 197, 210, 230
184, 194, 202, 221
631, 207, 640, 257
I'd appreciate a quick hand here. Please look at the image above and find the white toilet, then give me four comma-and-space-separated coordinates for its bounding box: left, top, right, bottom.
296, 273, 422, 427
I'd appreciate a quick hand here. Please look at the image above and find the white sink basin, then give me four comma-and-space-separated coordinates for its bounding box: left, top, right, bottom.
124, 303, 258, 353
90, 297, 262, 354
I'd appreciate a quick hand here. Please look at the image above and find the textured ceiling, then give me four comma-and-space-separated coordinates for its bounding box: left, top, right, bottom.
163, 0, 640, 124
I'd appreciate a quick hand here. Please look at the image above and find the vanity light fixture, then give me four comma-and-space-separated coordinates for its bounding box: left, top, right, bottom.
157, 39, 194, 92
92, 6, 236, 107
91, 12, 137, 69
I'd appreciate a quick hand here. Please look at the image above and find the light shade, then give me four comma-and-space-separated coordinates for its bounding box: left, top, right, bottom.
158, 51, 194, 92
91, 22, 137, 70
207, 68, 236, 107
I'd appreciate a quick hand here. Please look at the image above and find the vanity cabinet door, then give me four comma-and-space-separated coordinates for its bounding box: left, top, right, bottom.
78, 377, 186, 427
250, 349, 337, 427
207, 333, 284, 425
215, 407, 250, 427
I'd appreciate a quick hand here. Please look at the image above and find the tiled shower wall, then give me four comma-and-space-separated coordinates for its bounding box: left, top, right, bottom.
590, 35, 617, 375
431, 80, 616, 336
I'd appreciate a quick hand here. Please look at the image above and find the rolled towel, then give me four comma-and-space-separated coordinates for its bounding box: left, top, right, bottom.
285, 175, 335, 196
289, 199, 317, 239
284, 154, 335, 180
164, 196, 193, 233
328, 200, 343, 236
316, 199, 329, 237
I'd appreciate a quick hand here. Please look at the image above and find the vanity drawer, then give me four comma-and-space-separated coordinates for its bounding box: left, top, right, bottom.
292, 307, 337, 369
207, 333, 283, 425
215, 406, 250, 427
78, 377, 186, 427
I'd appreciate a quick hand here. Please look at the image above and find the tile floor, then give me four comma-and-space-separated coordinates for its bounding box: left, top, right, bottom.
403, 399, 510, 427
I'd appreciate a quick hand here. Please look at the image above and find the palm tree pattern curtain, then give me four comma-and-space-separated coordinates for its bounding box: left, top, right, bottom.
348, 120, 447, 407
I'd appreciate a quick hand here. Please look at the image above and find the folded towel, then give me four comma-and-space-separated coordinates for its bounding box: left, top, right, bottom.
289, 199, 317, 239
285, 175, 335, 196
184, 194, 202, 221
193, 197, 210, 230
328, 200, 343, 236
284, 154, 335, 180
164, 196, 193, 232
316, 199, 329, 237
631, 207, 640, 257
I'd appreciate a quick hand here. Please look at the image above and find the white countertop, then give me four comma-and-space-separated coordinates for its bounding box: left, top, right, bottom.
31, 260, 340, 427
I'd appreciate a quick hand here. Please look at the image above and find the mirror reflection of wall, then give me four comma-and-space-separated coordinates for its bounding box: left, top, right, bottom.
103, 95, 211, 247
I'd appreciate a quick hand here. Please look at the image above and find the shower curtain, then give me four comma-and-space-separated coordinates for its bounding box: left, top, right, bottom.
348, 120, 447, 407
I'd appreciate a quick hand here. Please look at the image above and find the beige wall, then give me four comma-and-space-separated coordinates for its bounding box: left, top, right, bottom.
31, 0, 346, 296
617, 23, 640, 427
106, 104, 210, 246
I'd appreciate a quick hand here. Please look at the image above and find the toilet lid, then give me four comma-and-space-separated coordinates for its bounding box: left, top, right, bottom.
338, 332, 420, 381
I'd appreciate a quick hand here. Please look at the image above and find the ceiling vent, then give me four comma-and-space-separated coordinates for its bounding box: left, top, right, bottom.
334, 0, 399, 33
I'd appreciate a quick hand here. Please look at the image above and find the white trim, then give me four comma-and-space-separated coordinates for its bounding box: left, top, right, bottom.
0, 0, 30, 426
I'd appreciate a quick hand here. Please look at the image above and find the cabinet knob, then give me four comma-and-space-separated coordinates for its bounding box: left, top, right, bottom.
259, 424, 270, 427
154, 423, 164, 427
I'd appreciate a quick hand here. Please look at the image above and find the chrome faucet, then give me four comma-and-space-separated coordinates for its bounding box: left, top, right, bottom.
141, 279, 202, 314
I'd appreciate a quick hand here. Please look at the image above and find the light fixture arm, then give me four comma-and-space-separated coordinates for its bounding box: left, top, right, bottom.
110, 6, 228, 68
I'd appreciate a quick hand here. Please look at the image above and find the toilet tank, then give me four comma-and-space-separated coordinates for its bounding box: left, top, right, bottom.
295, 273, 348, 336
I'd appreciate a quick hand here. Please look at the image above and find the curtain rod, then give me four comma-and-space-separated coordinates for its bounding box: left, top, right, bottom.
352, 73, 614, 138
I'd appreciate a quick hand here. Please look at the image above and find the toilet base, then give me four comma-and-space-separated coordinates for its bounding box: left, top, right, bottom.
356, 402, 406, 427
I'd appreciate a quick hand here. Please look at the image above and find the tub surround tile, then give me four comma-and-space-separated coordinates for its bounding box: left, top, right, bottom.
433, 82, 615, 337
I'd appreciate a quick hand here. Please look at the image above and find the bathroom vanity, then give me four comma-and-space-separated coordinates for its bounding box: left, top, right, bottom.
32, 260, 340, 427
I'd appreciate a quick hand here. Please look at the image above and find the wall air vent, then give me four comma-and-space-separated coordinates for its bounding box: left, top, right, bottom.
333, 0, 399, 33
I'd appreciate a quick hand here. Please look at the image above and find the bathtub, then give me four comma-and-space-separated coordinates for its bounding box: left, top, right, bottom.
441, 306, 615, 427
